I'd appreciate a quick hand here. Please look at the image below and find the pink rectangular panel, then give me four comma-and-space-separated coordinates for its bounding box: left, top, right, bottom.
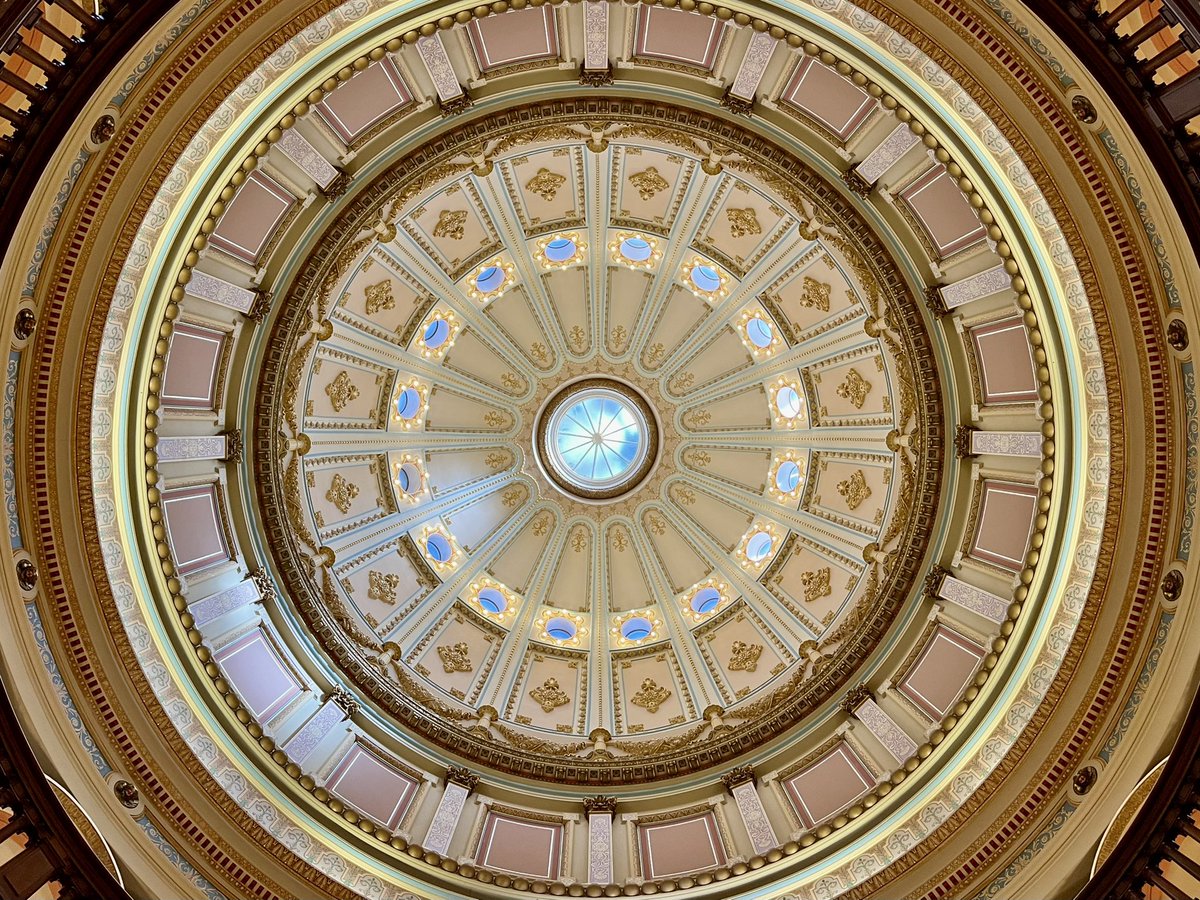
783, 743, 875, 828
899, 165, 986, 258
208, 170, 295, 265
325, 743, 418, 830
477, 811, 563, 880
467, 6, 558, 72
970, 317, 1038, 404
161, 322, 226, 410
898, 625, 986, 720
970, 479, 1039, 571
161, 484, 231, 576
214, 628, 302, 722
637, 812, 727, 880
781, 58, 875, 141
633, 6, 725, 71
316, 57, 413, 144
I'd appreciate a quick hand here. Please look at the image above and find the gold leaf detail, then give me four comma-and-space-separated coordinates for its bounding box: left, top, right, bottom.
432, 209, 468, 240
530, 342, 549, 364
324, 371, 360, 412
801, 567, 832, 603
609, 325, 627, 350
728, 641, 763, 672
800, 276, 831, 311
837, 470, 871, 510
685, 450, 711, 468
436, 642, 473, 673
629, 166, 669, 201
484, 410, 509, 428
630, 678, 672, 714
364, 280, 395, 314
611, 529, 628, 552
836, 368, 871, 409
530, 677, 571, 713
569, 325, 586, 349
484, 451, 510, 470
571, 529, 588, 553
501, 372, 522, 391
367, 570, 401, 604
532, 514, 551, 536
526, 167, 566, 201
727, 207, 762, 238
326, 474, 359, 514
502, 488, 525, 508
646, 514, 666, 536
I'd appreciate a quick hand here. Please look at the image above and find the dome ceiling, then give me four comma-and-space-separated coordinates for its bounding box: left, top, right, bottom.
10, 0, 1191, 898
254, 103, 943, 781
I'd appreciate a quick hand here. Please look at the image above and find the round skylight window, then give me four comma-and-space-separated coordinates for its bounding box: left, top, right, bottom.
477, 588, 507, 615
620, 617, 653, 641
746, 316, 773, 348
545, 237, 577, 262
545, 617, 576, 641
746, 531, 773, 563
396, 387, 421, 419
475, 265, 506, 293
423, 318, 450, 348
619, 236, 653, 262
776, 385, 803, 419
690, 588, 721, 615
426, 533, 452, 562
776, 460, 801, 493
535, 379, 659, 500
690, 264, 722, 293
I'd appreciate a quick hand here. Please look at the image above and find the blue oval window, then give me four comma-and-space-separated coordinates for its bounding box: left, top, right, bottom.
621, 617, 653, 641
545, 617, 576, 641
691, 588, 721, 615
747, 317, 773, 348
478, 588, 507, 615
426, 533, 451, 563
423, 318, 450, 348
746, 531, 773, 563
396, 463, 420, 493
776, 461, 801, 493
476, 265, 506, 293
776, 386, 802, 419
619, 237, 653, 262
545, 237, 577, 263
691, 265, 722, 293
396, 387, 421, 419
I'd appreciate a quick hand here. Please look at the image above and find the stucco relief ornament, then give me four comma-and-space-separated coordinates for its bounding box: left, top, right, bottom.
800, 276, 832, 311
728, 641, 763, 672
530, 677, 571, 713
363, 280, 394, 314
837, 368, 872, 408
838, 469, 871, 510
526, 167, 566, 201
801, 566, 832, 602
629, 166, 669, 201
437, 642, 473, 673
324, 371, 359, 412
367, 570, 400, 603
326, 474, 359, 513
432, 209, 468, 240
727, 207, 762, 238
631, 678, 671, 713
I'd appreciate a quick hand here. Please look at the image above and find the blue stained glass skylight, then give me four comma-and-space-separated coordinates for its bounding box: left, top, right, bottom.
548, 388, 648, 487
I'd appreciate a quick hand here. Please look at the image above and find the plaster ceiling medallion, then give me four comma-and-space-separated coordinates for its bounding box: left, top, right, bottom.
253, 101, 945, 783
